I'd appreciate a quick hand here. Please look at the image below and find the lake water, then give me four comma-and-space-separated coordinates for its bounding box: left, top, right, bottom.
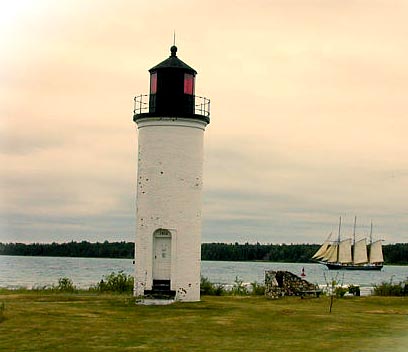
0, 255, 406, 295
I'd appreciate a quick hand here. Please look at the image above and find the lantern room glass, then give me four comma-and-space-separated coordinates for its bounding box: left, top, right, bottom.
150, 72, 157, 94
184, 73, 194, 95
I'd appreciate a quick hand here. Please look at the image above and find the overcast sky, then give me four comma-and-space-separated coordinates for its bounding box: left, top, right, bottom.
1, 0, 407, 244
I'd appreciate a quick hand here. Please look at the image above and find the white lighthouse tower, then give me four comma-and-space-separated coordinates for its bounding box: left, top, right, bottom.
133, 46, 210, 302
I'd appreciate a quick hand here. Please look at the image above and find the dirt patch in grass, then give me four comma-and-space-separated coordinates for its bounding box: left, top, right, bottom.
366, 310, 407, 315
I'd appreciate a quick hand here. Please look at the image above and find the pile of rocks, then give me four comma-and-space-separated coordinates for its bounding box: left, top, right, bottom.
265, 270, 318, 299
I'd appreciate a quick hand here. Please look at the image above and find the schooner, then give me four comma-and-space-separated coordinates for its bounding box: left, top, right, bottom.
312, 217, 384, 271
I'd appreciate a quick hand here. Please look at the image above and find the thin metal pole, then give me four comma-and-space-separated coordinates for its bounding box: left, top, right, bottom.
338, 216, 342, 242
352, 216, 357, 263
337, 216, 341, 262
353, 216, 357, 246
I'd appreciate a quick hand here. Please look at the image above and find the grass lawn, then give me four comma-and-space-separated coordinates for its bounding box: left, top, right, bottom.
0, 291, 407, 351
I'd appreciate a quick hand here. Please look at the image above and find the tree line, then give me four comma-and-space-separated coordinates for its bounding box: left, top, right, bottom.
202, 242, 408, 264
0, 241, 407, 264
0, 241, 133, 259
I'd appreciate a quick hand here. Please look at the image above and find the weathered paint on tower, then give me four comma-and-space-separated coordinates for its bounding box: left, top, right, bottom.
133, 46, 210, 302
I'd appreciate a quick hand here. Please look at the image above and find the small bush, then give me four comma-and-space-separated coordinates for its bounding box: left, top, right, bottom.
200, 276, 215, 295
213, 284, 225, 296
200, 276, 225, 296
250, 281, 265, 296
334, 286, 348, 298
56, 277, 77, 293
373, 279, 407, 296
93, 271, 134, 294
348, 285, 360, 296
232, 276, 248, 296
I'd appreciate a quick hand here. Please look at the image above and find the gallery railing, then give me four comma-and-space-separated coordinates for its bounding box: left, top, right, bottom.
133, 94, 210, 117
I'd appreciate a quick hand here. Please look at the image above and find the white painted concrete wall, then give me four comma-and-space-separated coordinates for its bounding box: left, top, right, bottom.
134, 117, 207, 302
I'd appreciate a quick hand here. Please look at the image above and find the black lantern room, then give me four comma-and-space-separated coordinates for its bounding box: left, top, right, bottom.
133, 46, 210, 124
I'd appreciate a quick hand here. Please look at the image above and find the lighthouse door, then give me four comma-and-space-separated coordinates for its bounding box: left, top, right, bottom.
153, 229, 172, 281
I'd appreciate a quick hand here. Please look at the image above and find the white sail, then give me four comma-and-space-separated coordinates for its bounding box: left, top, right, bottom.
353, 239, 368, 264
318, 245, 328, 261
312, 241, 330, 259
338, 239, 352, 264
369, 240, 384, 264
323, 244, 338, 263
320, 245, 333, 262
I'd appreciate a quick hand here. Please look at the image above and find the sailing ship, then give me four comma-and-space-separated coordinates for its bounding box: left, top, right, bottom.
312, 217, 384, 271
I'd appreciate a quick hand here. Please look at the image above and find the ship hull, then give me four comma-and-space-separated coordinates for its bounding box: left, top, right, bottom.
323, 262, 383, 271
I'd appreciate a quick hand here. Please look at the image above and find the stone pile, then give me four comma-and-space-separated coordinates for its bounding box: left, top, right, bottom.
265, 270, 318, 299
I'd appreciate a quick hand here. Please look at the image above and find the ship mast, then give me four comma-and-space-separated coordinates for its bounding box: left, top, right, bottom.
352, 216, 357, 263
368, 220, 373, 262
337, 216, 342, 262
353, 216, 357, 245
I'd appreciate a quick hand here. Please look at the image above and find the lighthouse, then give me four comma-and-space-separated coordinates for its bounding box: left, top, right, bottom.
133, 46, 210, 302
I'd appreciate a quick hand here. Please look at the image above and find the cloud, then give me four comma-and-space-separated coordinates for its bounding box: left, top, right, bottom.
202, 136, 408, 242
1, 1, 407, 244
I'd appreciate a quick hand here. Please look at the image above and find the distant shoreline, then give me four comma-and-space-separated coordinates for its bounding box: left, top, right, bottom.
1, 241, 407, 265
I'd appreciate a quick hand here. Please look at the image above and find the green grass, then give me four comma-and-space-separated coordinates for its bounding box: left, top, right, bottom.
0, 291, 407, 352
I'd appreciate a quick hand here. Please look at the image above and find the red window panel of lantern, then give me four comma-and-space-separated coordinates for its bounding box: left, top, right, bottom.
184, 73, 194, 95
150, 72, 157, 94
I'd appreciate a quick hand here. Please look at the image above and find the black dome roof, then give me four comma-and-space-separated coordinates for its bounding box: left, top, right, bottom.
149, 46, 197, 74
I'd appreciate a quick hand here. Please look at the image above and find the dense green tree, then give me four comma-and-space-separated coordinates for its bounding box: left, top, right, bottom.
0, 241, 135, 259
0, 241, 406, 264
